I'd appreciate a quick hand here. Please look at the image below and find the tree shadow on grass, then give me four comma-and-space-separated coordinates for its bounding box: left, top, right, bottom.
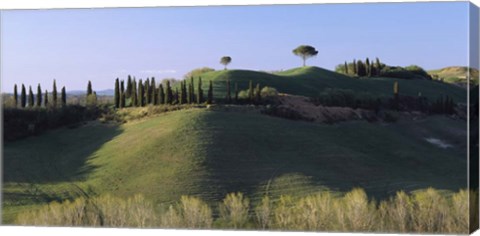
3, 123, 123, 184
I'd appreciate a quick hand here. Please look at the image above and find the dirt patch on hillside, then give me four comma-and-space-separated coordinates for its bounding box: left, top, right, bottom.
275, 94, 376, 123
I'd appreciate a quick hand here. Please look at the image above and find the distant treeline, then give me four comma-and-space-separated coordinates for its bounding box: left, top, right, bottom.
335, 58, 432, 80
15, 188, 473, 234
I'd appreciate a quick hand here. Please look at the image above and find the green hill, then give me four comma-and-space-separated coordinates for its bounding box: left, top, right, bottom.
428, 66, 479, 85
3, 108, 467, 223
189, 66, 466, 102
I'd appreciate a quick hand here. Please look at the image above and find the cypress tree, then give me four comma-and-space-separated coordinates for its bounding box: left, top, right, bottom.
36, 84, 42, 107
179, 81, 185, 104
21, 84, 26, 108
366, 58, 371, 77
234, 82, 239, 103
159, 84, 165, 104
28, 86, 34, 108
353, 59, 357, 75
145, 78, 151, 104
138, 79, 144, 106
248, 80, 254, 102
226, 79, 231, 103
255, 83, 261, 104
44, 90, 49, 107
207, 80, 213, 104
187, 82, 191, 104
120, 80, 125, 95
132, 79, 138, 107
87, 80, 92, 96
182, 81, 188, 104
197, 77, 203, 104
151, 77, 157, 105
114, 78, 120, 108
174, 87, 179, 104
13, 84, 18, 108
190, 77, 195, 103
53, 80, 58, 107
344, 61, 348, 74
375, 57, 381, 70
61, 86, 66, 106
357, 60, 367, 77
126, 75, 132, 98
165, 81, 172, 104
120, 91, 125, 108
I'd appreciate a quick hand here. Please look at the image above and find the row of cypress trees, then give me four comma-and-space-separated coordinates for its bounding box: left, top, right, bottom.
343, 57, 384, 77
12, 80, 66, 108
113, 76, 215, 108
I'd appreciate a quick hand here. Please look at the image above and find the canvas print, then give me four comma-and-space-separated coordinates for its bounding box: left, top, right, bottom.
1, 1, 479, 234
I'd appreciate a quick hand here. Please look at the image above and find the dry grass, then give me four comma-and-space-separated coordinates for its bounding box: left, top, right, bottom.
15, 188, 472, 233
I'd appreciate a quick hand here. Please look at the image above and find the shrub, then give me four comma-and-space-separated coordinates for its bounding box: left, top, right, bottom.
169, 196, 213, 229
337, 188, 376, 231
273, 195, 298, 230
411, 188, 450, 233
296, 192, 335, 231
16, 194, 155, 227
260, 86, 278, 98
255, 195, 272, 230
219, 192, 250, 229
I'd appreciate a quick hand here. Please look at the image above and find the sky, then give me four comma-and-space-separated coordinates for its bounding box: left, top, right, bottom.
0, 2, 471, 91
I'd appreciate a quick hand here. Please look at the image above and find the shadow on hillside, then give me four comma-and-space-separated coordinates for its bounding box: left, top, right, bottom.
3, 123, 123, 184
198, 111, 467, 202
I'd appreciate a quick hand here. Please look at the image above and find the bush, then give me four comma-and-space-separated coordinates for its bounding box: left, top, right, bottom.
411, 188, 450, 233
296, 192, 335, 231
16, 194, 155, 227
219, 192, 250, 229
260, 87, 278, 98
255, 195, 272, 229
14, 189, 471, 233
380, 65, 431, 80
161, 196, 213, 229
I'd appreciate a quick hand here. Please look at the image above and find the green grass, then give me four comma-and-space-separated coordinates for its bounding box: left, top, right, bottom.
2, 108, 467, 224
184, 66, 466, 102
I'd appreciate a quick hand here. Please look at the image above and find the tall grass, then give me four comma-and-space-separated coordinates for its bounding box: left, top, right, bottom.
15, 188, 472, 233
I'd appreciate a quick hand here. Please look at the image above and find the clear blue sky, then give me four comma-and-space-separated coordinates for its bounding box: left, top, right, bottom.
1, 2, 470, 91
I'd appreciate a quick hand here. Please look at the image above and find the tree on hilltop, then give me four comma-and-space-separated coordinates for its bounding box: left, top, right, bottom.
220, 56, 232, 70
292, 45, 318, 67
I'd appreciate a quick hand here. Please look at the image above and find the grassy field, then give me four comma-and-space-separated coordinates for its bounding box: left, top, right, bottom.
2, 107, 467, 224
428, 66, 479, 85
184, 66, 467, 102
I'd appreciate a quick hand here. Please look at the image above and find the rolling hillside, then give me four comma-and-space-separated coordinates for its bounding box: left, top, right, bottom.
428, 66, 479, 85
187, 66, 466, 102
3, 108, 467, 223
